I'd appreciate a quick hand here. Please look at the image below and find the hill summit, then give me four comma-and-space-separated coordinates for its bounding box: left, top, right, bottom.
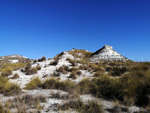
90, 45, 129, 62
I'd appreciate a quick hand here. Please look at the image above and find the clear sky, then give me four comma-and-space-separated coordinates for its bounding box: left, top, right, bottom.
0, 0, 150, 61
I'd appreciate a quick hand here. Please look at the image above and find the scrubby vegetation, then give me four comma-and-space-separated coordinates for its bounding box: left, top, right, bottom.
5, 94, 46, 113
10, 73, 19, 79
77, 62, 150, 107
50, 59, 59, 66
0, 63, 27, 77
25, 77, 42, 90
40, 78, 77, 93
58, 100, 103, 113
1, 54, 150, 112
38, 56, 46, 62
68, 49, 92, 60
0, 76, 20, 96
56, 65, 69, 74
66, 58, 76, 66
24, 63, 41, 75
24, 61, 150, 108
0, 103, 10, 113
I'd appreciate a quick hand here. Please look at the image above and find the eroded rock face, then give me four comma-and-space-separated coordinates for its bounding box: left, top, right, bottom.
90, 45, 129, 62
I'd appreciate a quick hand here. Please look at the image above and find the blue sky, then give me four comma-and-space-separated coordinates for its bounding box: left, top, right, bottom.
0, 0, 150, 61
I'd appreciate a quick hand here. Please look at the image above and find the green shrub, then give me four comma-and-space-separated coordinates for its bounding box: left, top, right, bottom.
25, 77, 42, 90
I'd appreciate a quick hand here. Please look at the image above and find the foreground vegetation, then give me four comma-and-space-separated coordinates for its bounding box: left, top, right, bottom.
25, 61, 150, 108
0, 76, 20, 96
58, 100, 103, 113
0, 63, 27, 77
0, 59, 150, 112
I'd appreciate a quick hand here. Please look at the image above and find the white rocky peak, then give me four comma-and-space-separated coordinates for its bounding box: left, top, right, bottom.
90, 45, 129, 62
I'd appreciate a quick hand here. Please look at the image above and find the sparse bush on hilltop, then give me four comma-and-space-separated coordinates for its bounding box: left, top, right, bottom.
68, 49, 92, 60
33, 59, 38, 63
38, 56, 46, 62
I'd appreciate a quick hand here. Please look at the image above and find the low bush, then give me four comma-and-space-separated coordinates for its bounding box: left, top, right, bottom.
0, 103, 10, 113
24, 64, 41, 75
77, 78, 91, 94
1, 67, 13, 77
68, 67, 81, 79
58, 100, 103, 113
50, 59, 59, 66
38, 56, 46, 62
88, 63, 104, 72
0, 76, 20, 96
11, 73, 19, 79
90, 75, 123, 100
68, 74, 77, 79
106, 66, 128, 76
66, 58, 76, 66
57, 66, 69, 74
3, 82, 20, 96
0, 63, 27, 76
9, 94, 46, 112
40, 78, 77, 92
25, 77, 42, 90
90, 67, 150, 107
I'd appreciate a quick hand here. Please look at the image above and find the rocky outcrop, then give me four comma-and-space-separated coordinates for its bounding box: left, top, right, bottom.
90, 45, 129, 62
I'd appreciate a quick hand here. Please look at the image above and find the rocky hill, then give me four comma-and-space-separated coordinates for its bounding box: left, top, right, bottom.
0, 46, 150, 113
90, 45, 129, 62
